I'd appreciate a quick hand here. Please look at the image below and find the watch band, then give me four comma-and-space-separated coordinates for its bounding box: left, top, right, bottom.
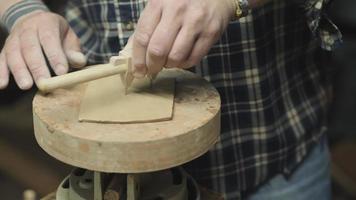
231, 0, 250, 20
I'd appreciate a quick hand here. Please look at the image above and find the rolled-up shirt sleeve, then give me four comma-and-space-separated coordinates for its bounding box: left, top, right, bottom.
295, 0, 342, 51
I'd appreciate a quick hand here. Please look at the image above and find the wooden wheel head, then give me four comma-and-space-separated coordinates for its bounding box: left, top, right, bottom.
33, 69, 221, 173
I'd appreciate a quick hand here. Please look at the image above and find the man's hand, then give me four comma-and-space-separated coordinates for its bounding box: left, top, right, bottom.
0, 10, 86, 90
132, 0, 235, 77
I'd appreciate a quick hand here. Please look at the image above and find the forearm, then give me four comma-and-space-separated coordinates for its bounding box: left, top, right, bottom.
0, 0, 22, 17
0, 0, 49, 31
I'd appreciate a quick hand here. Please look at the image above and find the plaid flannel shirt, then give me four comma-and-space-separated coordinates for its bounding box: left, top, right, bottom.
65, 0, 341, 199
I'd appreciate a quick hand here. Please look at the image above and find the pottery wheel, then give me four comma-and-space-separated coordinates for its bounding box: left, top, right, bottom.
33, 69, 221, 173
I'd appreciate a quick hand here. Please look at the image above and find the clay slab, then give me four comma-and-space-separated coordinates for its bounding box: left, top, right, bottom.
79, 74, 175, 123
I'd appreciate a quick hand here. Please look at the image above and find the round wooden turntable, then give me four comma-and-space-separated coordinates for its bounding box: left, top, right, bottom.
33, 69, 221, 173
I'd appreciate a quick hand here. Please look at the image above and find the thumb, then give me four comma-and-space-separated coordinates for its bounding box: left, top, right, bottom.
63, 28, 87, 68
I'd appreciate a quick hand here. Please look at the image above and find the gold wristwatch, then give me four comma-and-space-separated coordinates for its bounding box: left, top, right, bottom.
231, 0, 250, 20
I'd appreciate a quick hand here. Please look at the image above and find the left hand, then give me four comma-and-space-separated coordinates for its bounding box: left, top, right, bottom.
131, 0, 235, 77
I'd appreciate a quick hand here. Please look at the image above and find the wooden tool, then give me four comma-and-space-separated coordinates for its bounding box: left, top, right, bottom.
37, 61, 127, 93
37, 39, 134, 93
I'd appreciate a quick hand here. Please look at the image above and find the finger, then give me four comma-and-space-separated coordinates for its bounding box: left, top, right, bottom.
146, 9, 182, 74
38, 24, 69, 75
20, 29, 51, 84
183, 21, 221, 69
132, 1, 162, 77
5, 36, 33, 90
183, 37, 215, 69
165, 26, 197, 69
0, 51, 9, 89
63, 28, 86, 68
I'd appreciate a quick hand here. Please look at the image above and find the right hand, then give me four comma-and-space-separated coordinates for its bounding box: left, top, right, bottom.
0, 10, 86, 90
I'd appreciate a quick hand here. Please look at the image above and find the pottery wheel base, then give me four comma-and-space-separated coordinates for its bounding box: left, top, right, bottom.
55, 167, 198, 200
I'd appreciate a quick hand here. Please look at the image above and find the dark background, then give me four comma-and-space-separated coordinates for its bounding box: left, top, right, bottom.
0, 0, 356, 199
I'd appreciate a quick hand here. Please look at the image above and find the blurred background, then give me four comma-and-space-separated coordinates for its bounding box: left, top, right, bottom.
0, 0, 355, 199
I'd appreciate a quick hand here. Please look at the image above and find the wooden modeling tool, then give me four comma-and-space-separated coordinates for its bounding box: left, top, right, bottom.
37, 39, 135, 93
37, 59, 129, 93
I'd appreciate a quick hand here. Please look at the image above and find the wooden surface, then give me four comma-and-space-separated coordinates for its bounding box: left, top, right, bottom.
79, 73, 175, 123
331, 140, 356, 197
33, 69, 221, 173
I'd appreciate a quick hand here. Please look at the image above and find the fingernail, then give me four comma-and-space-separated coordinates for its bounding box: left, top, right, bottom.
56, 64, 68, 75
133, 71, 145, 78
0, 80, 6, 89
19, 78, 32, 90
132, 64, 146, 78
67, 50, 87, 67
133, 67, 146, 78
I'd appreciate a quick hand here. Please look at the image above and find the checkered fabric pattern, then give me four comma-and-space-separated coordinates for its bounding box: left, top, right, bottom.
64, 0, 341, 199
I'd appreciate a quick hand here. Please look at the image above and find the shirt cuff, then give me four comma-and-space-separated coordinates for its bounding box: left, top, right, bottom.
300, 0, 342, 51
1, 0, 49, 32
